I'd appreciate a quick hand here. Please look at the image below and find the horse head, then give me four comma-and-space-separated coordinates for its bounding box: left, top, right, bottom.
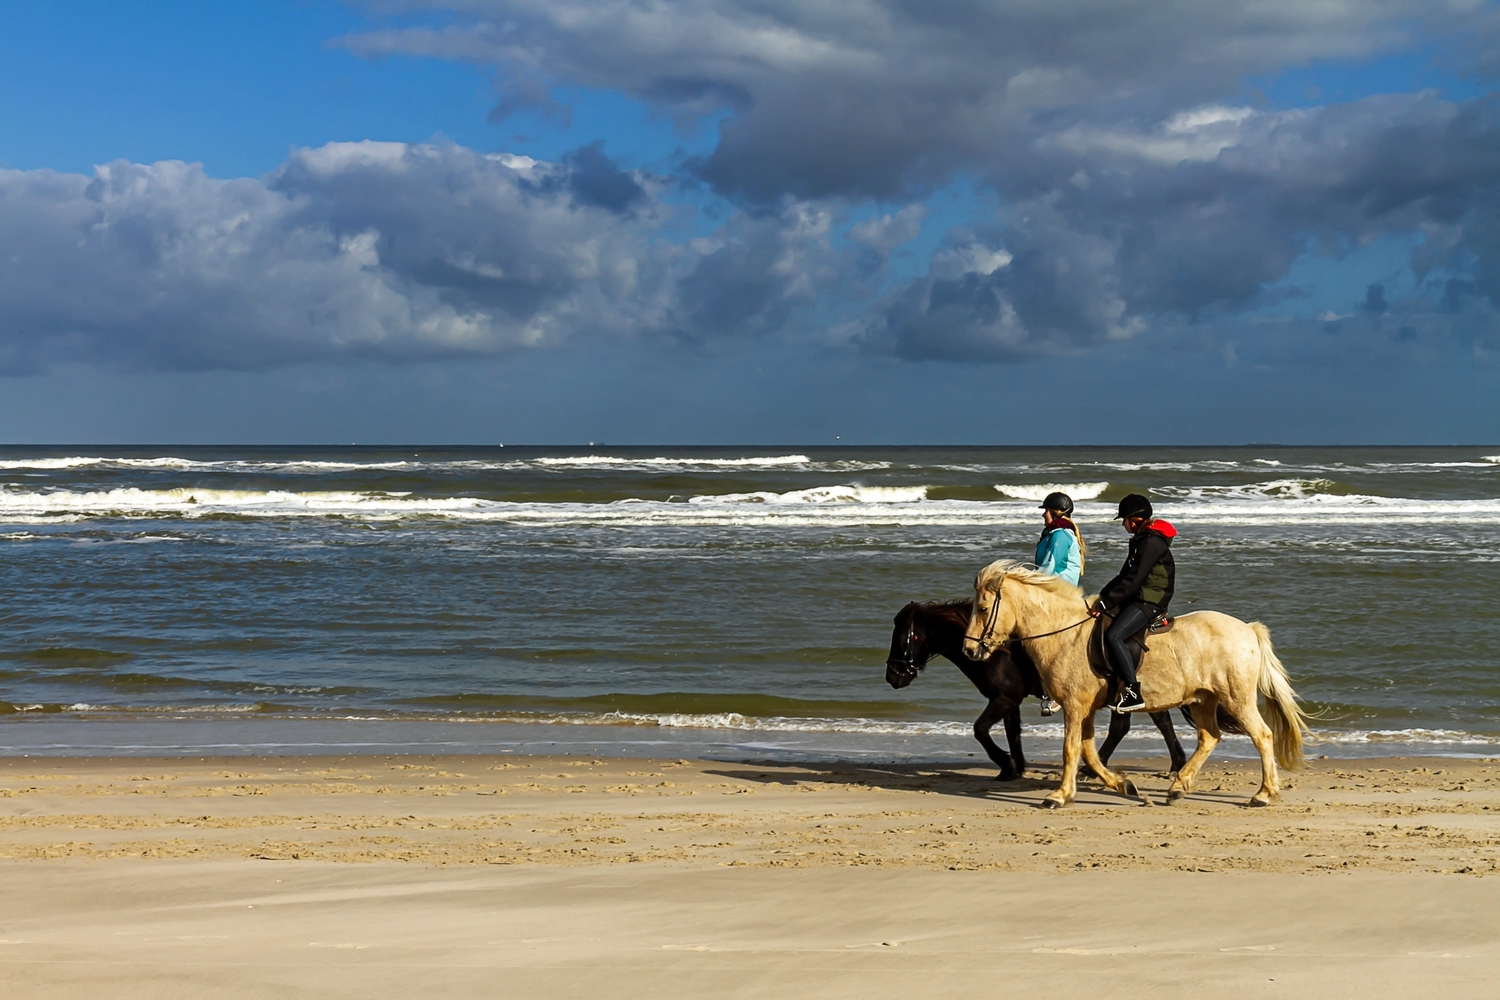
885, 602, 931, 689
963, 561, 1019, 661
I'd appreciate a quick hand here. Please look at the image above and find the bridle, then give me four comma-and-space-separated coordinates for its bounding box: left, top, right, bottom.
885, 622, 926, 683
970, 581, 1094, 657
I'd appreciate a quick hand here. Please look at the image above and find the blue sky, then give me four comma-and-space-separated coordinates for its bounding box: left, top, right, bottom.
1, 1, 1497, 443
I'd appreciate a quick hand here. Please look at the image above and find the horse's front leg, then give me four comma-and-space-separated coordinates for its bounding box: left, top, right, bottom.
1002, 705, 1026, 776
1043, 700, 1088, 809
1098, 710, 1131, 766
973, 699, 1019, 780
1079, 713, 1138, 799
1151, 710, 1188, 774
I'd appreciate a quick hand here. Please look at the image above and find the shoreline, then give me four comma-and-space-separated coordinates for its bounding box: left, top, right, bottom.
4, 715, 1497, 762
3, 753, 1497, 997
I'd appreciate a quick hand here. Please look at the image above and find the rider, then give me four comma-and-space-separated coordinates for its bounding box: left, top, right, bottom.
1034, 491, 1085, 717
1035, 491, 1085, 585
1091, 493, 1176, 713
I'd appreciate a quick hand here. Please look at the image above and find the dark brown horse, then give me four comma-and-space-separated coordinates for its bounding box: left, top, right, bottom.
884, 600, 1189, 779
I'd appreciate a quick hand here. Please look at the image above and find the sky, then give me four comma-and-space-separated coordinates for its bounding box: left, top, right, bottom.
1, 0, 1498, 445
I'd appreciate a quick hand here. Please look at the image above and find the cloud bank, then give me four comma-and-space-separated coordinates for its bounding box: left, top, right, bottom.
3, 0, 1499, 373
0, 142, 854, 371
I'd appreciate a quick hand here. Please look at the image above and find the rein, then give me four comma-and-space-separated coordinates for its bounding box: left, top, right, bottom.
972, 583, 1094, 652
1010, 616, 1093, 643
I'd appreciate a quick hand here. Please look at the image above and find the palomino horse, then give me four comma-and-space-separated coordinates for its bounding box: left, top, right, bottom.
885, 600, 1190, 779
962, 560, 1311, 809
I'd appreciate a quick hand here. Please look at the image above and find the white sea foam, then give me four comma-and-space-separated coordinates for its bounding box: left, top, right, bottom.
3, 482, 1500, 527
0, 456, 419, 473
0, 457, 121, 470
533, 454, 810, 468
993, 482, 1110, 501
687, 485, 928, 505
477, 713, 1500, 748
389, 709, 1500, 747
1155, 478, 1340, 500
1312, 728, 1500, 746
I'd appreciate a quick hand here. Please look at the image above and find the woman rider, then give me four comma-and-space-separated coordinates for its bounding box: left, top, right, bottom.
1035, 491, 1085, 585
1033, 491, 1086, 715
1091, 493, 1176, 713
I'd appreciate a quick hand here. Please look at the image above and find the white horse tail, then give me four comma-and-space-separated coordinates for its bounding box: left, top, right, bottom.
1251, 621, 1310, 770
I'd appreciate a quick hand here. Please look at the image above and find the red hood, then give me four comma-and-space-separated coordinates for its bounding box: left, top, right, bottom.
1146, 518, 1177, 540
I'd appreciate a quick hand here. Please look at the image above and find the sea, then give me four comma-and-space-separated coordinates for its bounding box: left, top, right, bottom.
1, 446, 1496, 763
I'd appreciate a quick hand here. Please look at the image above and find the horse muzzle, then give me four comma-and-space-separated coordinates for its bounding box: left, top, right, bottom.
884, 661, 916, 689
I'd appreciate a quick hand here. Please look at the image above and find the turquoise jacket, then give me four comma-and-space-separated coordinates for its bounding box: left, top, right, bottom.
1035, 525, 1082, 586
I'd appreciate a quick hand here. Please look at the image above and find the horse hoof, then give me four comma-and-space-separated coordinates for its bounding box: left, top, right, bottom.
1121, 779, 1139, 798
1249, 797, 1270, 808
994, 771, 1017, 782
1040, 798, 1063, 810
1167, 788, 1185, 802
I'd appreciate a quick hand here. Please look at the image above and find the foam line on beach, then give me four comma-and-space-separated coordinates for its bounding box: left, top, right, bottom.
7, 702, 1500, 748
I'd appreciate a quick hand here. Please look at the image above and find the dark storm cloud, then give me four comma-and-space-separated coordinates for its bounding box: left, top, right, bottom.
347, 1, 1500, 360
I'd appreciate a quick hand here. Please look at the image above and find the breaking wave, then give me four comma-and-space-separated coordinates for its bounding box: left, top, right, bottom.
686, 485, 928, 505
1155, 478, 1345, 500
3, 482, 1500, 527
993, 482, 1110, 501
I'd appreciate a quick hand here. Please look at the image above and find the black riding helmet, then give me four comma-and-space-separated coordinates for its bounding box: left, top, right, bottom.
1113, 493, 1153, 520
1038, 491, 1074, 515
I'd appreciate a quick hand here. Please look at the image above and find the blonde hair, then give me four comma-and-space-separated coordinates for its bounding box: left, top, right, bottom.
1046, 508, 1087, 573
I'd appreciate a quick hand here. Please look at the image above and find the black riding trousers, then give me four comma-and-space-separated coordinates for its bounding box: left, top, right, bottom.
1103, 603, 1153, 687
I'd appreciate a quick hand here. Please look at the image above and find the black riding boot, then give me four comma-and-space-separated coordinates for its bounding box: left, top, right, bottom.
1104, 603, 1151, 712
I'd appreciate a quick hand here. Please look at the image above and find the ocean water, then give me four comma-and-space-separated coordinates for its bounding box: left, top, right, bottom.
1, 445, 1497, 761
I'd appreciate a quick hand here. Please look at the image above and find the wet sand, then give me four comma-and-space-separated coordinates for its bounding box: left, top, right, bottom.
2, 753, 1498, 997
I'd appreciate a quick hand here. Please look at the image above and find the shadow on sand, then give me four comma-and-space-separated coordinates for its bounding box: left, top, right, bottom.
704, 757, 1256, 809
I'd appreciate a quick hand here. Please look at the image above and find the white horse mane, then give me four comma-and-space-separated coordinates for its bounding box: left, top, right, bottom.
974, 559, 1084, 599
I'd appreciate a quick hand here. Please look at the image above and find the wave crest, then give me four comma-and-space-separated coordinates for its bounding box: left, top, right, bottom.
688, 485, 928, 505
993, 482, 1109, 501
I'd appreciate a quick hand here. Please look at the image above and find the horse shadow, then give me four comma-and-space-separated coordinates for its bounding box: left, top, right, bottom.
702, 757, 1223, 809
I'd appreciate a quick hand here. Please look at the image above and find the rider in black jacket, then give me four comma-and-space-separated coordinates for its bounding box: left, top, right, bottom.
1092, 494, 1177, 713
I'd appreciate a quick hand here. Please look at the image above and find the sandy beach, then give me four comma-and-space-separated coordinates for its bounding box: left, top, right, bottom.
2, 752, 1497, 997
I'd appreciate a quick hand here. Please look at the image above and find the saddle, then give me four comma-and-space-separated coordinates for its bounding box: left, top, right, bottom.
1090, 607, 1173, 682
1140, 609, 1173, 645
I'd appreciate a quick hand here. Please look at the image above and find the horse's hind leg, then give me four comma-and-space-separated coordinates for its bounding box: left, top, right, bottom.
973, 699, 1019, 780
1237, 704, 1281, 806
1080, 713, 1138, 799
1167, 699, 1221, 803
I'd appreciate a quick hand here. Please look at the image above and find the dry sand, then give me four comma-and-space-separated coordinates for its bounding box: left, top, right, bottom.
1, 752, 1497, 997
